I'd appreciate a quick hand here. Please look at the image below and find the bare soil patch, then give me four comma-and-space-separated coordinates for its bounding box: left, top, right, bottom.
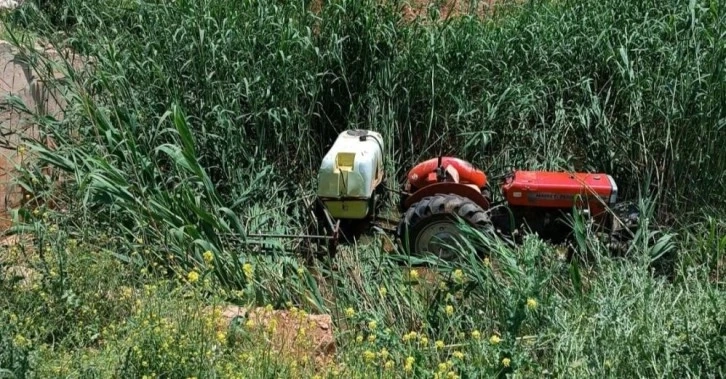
213, 304, 337, 370
402, 0, 497, 21
306, 0, 503, 21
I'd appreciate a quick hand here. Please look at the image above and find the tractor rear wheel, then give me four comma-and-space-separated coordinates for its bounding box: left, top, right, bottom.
397, 193, 494, 260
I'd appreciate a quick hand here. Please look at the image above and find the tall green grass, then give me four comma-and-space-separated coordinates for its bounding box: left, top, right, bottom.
7, 0, 725, 213
2, 0, 723, 283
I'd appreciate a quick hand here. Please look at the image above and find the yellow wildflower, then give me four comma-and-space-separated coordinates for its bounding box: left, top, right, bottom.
203, 250, 214, 263
363, 350, 376, 363
216, 331, 226, 343
368, 320, 378, 330
187, 270, 199, 283
243, 263, 254, 280
438, 362, 448, 372
367, 334, 376, 343
445, 305, 454, 316
403, 331, 417, 342
267, 318, 278, 333
502, 357, 511, 367
404, 356, 415, 372
378, 286, 387, 297
453, 351, 464, 360
452, 269, 464, 283
447, 372, 459, 379
379, 348, 389, 360
12, 334, 29, 348
384, 360, 394, 370
471, 330, 481, 340
483, 257, 491, 267
435, 340, 445, 349
420, 336, 429, 346
356, 335, 364, 343
526, 297, 538, 310
345, 307, 355, 318
120, 286, 133, 300
490, 334, 501, 345
409, 269, 419, 280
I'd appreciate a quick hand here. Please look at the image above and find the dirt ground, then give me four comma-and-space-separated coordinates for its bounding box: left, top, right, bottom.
308, 0, 500, 20
213, 305, 337, 370
402, 0, 498, 21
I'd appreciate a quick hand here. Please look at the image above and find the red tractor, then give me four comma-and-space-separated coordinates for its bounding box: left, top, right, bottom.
395, 155, 637, 259
249, 130, 639, 260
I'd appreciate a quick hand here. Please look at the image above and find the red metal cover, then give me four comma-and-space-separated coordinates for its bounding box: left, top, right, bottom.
502, 171, 617, 212
406, 157, 487, 190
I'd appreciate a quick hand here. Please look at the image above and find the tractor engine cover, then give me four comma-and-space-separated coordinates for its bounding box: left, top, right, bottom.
501, 171, 618, 215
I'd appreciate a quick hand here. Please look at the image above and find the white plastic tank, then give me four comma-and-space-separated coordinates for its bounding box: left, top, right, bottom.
316, 129, 385, 219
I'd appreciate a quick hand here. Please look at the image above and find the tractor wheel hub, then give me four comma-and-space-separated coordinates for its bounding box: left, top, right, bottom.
415, 220, 460, 259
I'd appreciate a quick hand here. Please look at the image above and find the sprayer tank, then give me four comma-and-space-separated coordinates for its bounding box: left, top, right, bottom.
316, 129, 384, 219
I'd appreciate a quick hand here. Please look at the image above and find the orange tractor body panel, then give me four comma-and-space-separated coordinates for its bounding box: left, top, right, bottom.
403, 156, 491, 212
501, 171, 618, 215
406, 157, 488, 189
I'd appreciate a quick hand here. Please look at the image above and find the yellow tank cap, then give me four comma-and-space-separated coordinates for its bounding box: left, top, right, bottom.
336, 152, 355, 172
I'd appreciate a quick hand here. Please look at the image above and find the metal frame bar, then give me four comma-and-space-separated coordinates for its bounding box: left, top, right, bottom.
242, 196, 342, 257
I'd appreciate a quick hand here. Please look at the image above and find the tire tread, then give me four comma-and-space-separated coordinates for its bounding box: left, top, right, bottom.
397, 193, 494, 257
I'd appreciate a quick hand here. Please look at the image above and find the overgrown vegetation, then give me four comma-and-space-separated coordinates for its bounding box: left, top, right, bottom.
1, 0, 725, 377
